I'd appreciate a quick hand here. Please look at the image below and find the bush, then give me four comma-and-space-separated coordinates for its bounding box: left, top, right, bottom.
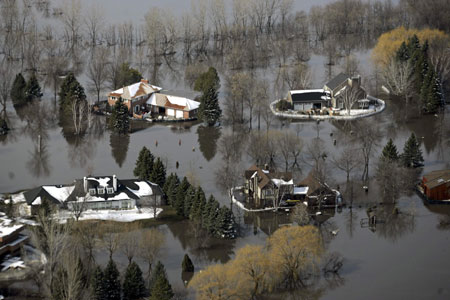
276, 99, 292, 111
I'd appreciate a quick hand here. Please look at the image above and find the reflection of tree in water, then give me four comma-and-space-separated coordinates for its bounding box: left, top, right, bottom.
197, 125, 221, 161
424, 204, 450, 231
166, 220, 235, 264
110, 133, 130, 168
375, 204, 416, 242
27, 143, 51, 177
67, 134, 97, 168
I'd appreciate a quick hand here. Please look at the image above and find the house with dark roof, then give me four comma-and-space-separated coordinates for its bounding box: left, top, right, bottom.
244, 165, 294, 208
0, 213, 28, 257
323, 73, 367, 109
287, 89, 331, 111
107, 79, 162, 115
420, 169, 450, 203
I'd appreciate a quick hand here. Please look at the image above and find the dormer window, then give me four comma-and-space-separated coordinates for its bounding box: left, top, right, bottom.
98, 188, 105, 195
89, 188, 96, 196
107, 187, 114, 194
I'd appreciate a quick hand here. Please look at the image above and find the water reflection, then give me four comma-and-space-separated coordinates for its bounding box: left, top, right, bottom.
196, 125, 221, 161
27, 142, 51, 178
371, 204, 416, 242
110, 133, 130, 168
67, 134, 98, 169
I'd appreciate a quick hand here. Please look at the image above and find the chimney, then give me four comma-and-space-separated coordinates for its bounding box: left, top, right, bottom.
113, 174, 117, 192
83, 176, 87, 193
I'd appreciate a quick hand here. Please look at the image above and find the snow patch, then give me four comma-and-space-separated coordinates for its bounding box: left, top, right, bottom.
42, 186, 75, 203
57, 207, 163, 223
31, 197, 41, 205
128, 181, 153, 197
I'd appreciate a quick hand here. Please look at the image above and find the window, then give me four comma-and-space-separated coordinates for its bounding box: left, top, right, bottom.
89, 188, 96, 196
134, 105, 140, 113
98, 188, 105, 195
111, 96, 116, 100
107, 187, 114, 194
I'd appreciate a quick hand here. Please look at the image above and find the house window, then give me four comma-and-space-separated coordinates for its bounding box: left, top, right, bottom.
111, 96, 116, 100
134, 105, 139, 113
89, 188, 96, 196
107, 187, 114, 194
98, 188, 105, 195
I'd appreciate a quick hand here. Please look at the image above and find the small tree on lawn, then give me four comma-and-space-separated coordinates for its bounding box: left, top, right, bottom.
150, 261, 174, 300
103, 259, 121, 300
381, 138, 399, 162
122, 261, 146, 300
181, 254, 194, 272
25, 73, 43, 101
215, 206, 236, 239
109, 98, 130, 134
401, 133, 424, 168
150, 157, 166, 187
198, 86, 221, 126
11, 73, 27, 106
91, 265, 106, 300
133, 146, 154, 181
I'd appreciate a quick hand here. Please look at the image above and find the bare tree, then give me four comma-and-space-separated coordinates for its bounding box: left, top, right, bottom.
382, 58, 414, 105
279, 131, 303, 172
281, 63, 312, 90
0, 61, 13, 118
60, 0, 83, 55
70, 99, 87, 135
87, 47, 109, 102
341, 85, 361, 116
84, 2, 104, 47
100, 224, 120, 260
139, 228, 165, 279
332, 145, 361, 181
120, 225, 140, 265
355, 120, 382, 183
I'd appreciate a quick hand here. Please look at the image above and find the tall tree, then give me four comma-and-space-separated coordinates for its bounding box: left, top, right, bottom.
103, 259, 121, 300
133, 146, 154, 180
381, 138, 399, 161
150, 261, 174, 300
122, 261, 146, 300
194, 67, 220, 94
109, 98, 129, 134
182, 254, 194, 272
401, 133, 424, 168
198, 86, 222, 126
10, 73, 27, 106
25, 73, 43, 101
91, 265, 106, 300
214, 206, 236, 239
174, 177, 191, 216
150, 157, 166, 187
58, 72, 86, 117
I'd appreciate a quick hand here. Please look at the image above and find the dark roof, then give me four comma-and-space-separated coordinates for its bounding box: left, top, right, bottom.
68, 178, 139, 202
23, 186, 62, 206
245, 165, 292, 189
291, 92, 326, 103
325, 73, 349, 90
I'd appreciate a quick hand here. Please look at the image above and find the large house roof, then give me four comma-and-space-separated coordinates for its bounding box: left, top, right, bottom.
324, 73, 349, 90
109, 80, 162, 99
147, 93, 200, 111
245, 165, 293, 189
24, 185, 74, 206
424, 169, 450, 189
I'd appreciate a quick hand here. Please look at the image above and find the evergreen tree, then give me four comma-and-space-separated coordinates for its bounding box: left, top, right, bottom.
150, 157, 166, 187
190, 187, 206, 222
215, 206, 237, 239
109, 98, 130, 134
381, 138, 399, 161
164, 173, 180, 206
198, 86, 222, 126
133, 146, 154, 180
205, 200, 220, 234
103, 259, 121, 300
58, 72, 86, 112
150, 261, 174, 300
395, 41, 409, 62
202, 195, 215, 228
401, 133, 424, 168
174, 177, 190, 216
91, 265, 106, 300
117, 62, 142, 88
183, 185, 196, 218
181, 254, 194, 272
0, 117, 8, 136
10, 73, 27, 106
25, 73, 43, 101
122, 261, 146, 300
193, 67, 220, 94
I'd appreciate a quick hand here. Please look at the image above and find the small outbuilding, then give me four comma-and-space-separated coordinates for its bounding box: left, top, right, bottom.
421, 169, 450, 202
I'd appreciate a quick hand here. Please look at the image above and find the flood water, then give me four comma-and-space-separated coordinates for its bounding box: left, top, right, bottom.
1, 0, 450, 299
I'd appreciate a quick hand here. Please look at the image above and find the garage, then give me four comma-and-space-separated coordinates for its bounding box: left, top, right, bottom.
167, 108, 175, 117
176, 110, 183, 119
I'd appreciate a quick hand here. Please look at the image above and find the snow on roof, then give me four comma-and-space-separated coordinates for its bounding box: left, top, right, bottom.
42, 186, 75, 203
110, 81, 162, 98
1, 257, 26, 272
31, 197, 41, 206
0, 215, 24, 238
271, 178, 294, 187
80, 192, 130, 202
293, 186, 309, 195
127, 181, 153, 197
290, 89, 325, 94
88, 177, 111, 187
166, 95, 200, 111
262, 169, 269, 174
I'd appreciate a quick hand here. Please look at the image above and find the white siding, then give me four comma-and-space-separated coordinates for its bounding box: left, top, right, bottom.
167, 108, 175, 116
176, 110, 183, 118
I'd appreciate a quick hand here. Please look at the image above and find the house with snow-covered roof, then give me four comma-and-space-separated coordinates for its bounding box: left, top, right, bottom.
0, 213, 28, 257
146, 93, 200, 120
107, 79, 162, 114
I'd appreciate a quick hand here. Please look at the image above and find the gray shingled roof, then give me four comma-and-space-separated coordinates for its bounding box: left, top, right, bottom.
325, 73, 349, 90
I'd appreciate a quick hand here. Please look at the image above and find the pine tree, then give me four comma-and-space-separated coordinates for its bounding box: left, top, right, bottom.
193, 67, 220, 94
202, 195, 215, 228
396, 41, 409, 62
401, 133, 424, 168
25, 73, 43, 101
122, 261, 146, 300
133, 146, 154, 181
91, 265, 106, 300
215, 206, 237, 239
150, 157, 166, 187
206, 200, 220, 234
58, 72, 86, 112
190, 187, 206, 223
10, 73, 27, 106
198, 86, 222, 126
174, 177, 190, 216
164, 173, 180, 206
183, 185, 196, 218
381, 138, 399, 161
116, 62, 142, 88
109, 98, 130, 134
181, 254, 194, 272
103, 259, 121, 300
150, 261, 174, 300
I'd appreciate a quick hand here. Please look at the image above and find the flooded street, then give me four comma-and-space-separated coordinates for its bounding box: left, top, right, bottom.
0, 0, 449, 298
